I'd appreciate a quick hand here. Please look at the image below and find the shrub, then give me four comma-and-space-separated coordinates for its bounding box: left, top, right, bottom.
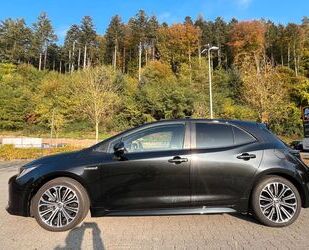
0, 144, 82, 161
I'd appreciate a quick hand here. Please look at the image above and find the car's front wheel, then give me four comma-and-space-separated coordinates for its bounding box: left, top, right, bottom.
251, 176, 301, 227
31, 177, 90, 232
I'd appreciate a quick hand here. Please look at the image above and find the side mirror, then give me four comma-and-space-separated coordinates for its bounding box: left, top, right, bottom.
113, 141, 125, 157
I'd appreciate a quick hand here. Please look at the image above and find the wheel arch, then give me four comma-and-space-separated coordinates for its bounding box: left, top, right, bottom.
248, 169, 307, 208
27, 171, 92, 216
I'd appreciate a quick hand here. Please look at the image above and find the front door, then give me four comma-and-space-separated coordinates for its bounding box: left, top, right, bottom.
98, 122, 191, 211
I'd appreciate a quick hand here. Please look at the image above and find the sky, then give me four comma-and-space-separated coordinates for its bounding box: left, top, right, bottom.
0, 0, 308, 43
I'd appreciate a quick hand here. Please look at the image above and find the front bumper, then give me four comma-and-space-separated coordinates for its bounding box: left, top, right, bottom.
6, 175, 29, 217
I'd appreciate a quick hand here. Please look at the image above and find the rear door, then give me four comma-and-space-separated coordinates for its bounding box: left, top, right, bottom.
190, 121, 263, 206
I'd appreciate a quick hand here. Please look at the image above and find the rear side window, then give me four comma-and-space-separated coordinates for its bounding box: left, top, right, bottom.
232, 126, 256, 145
196, 123, 234, 148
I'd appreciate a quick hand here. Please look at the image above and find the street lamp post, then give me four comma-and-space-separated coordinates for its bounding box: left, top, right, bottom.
202, 46, 219, 119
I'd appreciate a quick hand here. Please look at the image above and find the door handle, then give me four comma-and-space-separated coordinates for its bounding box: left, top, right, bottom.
237, 153, 256, 161
168, 156, 188, 164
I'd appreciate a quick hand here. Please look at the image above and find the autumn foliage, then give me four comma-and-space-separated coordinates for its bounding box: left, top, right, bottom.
0, 12, 309, 140
157, 23, 200, 67
229, 21, 266, 69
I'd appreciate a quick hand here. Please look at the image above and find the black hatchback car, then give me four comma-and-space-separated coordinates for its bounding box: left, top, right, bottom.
7, 119, 309, 231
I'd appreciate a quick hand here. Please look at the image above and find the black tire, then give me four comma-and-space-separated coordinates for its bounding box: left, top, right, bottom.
251, 175, 301, 227
31, 177, 90, 232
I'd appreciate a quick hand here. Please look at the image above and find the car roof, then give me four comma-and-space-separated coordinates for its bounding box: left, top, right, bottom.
142, 118, 259, 127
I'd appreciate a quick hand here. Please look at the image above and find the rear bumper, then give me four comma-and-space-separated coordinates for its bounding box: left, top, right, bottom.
304, 182, 309, 208
6, 175, 29, 217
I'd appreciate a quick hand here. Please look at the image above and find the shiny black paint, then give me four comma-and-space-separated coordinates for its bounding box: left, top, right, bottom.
6, 119, 309, 218
95, 149, 191, 211
190, 144, 263, 207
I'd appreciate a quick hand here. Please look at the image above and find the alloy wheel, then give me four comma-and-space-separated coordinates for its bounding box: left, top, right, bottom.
259, 182, 297, 223
38, 185, 79, 228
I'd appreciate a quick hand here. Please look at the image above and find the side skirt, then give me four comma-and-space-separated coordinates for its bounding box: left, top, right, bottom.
91, 206, 237, 217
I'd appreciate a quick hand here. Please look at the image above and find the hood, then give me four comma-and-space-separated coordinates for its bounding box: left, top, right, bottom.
24, 150, 83, 168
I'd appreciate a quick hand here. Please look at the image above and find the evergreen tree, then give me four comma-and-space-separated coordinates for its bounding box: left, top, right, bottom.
0, 18, 32, 63
32, 12, 57, 70
213, 17, 228, 67
79, 16, 97, 68
104, 15, 125, 70
146, 16, 159, 62
64, 24, 81, 72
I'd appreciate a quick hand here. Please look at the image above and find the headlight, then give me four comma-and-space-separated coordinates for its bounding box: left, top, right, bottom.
17, 165, 38, 179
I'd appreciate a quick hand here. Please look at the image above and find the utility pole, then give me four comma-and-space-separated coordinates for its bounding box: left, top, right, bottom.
208, 49, 213, 119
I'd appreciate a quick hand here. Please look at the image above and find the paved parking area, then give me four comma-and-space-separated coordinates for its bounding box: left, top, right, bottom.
1, 161, 309, 249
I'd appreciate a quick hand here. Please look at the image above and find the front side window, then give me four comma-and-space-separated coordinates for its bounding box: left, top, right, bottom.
196, 123, 234, 149
122, 124, 185, 153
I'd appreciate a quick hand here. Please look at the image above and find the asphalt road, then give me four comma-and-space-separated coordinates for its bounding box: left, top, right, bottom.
1, 161, 309, 249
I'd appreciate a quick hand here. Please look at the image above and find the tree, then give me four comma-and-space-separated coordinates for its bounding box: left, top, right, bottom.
0, 63, 43, 130
301, 17, 309, 77
229, 21, 265, 72
104, 15, 125, 70
79, 16, 97, 68
157, 23, 200, 74
265, 21, 279, 66
194, 16, 230, 68
213, 17, 228, 67
240, 57, 288, 123
64, 24, 81, 72
0, 18, 32, 64
0, 77, 29, 129
291, 76, 309, 106
146, 16, 159, 60
285, 23, 304, 76
128, 10, 149, 80
137, 61, 194, 120
128, 10, 148, 46
32, 12, 57, 70
72, 66, 120, 141
0, 12, 309, 138
194, 15, 214, 46
34, 72, 72, 138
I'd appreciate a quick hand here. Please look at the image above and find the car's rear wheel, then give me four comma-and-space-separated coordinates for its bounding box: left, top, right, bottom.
251, 176, 301, 227
31, 177, 90, 232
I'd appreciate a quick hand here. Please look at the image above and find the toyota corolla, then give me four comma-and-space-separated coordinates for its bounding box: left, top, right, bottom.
6, 119, 309, 231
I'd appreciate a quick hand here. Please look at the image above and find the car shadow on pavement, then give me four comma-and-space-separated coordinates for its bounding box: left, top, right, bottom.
54, 222, 105, 250
229, 213, 261, 225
